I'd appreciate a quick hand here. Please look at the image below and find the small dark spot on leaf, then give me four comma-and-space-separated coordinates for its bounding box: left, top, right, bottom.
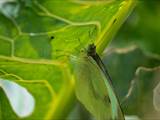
113, 19, 117, 25
50, 36, 55, 40
49, 36, 55, 42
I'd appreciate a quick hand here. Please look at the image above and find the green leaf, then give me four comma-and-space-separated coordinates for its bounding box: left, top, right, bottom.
103, 45, 160, 100
0, 0, 136, 119
0, 73, 55, 120
128, 66, 160, 119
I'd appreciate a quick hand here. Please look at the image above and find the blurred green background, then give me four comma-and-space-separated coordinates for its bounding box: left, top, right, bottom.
111, 0, 160, 54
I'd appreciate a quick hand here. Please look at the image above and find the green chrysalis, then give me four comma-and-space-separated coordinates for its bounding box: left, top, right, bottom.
70, 44, 124, 120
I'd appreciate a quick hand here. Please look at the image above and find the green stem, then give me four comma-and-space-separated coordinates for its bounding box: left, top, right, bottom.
96, 0, 137, 54
45, 65, 75, 120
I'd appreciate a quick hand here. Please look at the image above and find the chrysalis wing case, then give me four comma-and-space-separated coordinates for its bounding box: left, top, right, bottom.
70, 44, 124, 120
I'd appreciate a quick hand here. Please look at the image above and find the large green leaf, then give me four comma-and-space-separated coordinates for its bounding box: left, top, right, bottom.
0, 73, 54, 120
0, 0, 136, 119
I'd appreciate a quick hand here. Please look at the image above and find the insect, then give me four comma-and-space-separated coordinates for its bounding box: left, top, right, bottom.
87, 44, 113, 84
70, 43, 124, 120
